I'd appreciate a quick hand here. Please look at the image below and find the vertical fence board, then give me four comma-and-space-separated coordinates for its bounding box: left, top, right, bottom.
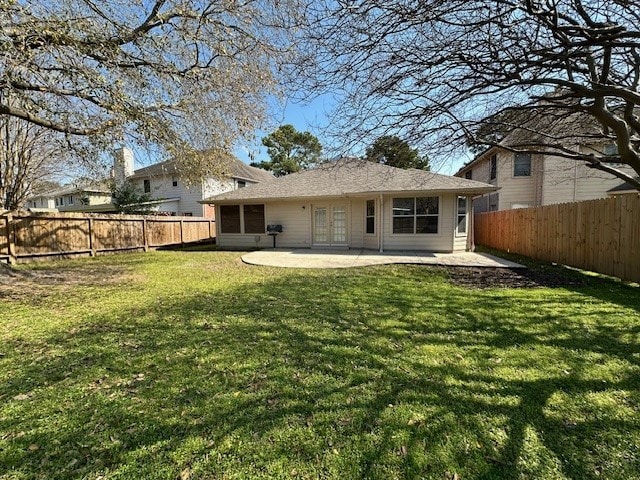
0, 211, 216, 263
1, 215, 9, 255
475, 194, 640, 283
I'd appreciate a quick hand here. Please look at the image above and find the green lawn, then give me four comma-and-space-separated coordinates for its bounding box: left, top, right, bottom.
1, 251, 639, 480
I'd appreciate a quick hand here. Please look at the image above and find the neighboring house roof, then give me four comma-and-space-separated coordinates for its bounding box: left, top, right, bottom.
34, 180, 111, 197
129, 156, 273, 183
454, 106, 623, 177
229, 160, 274, 183
203, 159, 497, 203
454, 146, 498, 177
128, 159, 179, 179
29, 154, 272, 202
607, 179, 639, 194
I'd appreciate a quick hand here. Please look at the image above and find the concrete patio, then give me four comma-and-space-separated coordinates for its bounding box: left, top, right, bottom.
241, 249, 525, 269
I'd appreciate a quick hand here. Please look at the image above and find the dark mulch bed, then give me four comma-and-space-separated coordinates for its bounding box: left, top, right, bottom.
444, 265, 605, 289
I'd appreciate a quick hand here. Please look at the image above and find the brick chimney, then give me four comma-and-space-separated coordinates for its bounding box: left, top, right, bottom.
113, 147, 134, 187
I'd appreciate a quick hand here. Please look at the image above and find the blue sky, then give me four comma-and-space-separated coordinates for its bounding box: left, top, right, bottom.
234, 94, 336, 166
233, 95, 470, 176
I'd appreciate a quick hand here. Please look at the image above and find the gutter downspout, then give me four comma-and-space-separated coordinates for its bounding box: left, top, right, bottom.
379, 194, 384, 253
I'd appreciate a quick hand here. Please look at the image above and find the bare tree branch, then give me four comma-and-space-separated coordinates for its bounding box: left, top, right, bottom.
299, 1, 640, 189
0, 0, 307, 177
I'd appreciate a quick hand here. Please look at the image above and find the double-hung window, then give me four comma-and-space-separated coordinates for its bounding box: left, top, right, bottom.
603, 143, 623, 166
392, 197, 439, 234
514, 153, 531, 177
456, 197, 468, 235
490, 154, 497, 180
365, 200, 375, 234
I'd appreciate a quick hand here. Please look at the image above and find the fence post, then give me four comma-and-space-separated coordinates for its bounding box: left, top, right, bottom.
88, 217, 96, 256
6, 213, 16, 265
180, 219, 184, 245
142, 218, 149, 252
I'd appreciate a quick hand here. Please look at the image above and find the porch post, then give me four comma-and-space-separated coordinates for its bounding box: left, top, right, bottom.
379, 194, 384, 253
466, 196, 475, 252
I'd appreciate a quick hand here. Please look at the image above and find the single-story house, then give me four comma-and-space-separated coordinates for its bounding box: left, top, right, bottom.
202, 159, 498, 252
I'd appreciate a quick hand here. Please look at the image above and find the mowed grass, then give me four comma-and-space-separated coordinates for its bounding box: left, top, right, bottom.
1, 252, 639, 480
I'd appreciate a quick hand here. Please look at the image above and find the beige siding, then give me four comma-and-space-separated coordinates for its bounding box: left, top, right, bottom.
216, 200, 311, 249
495, 150, 536, 210
266, 201, 312, 248
203, 178, 235, 198
382, 193, 456, 252
532, 153, 544, 205
350, 199, 364, 248
468, 156, 493, 184
134, 175, 206, 216
217, 233, 268, 249
218, 195, 463, 252
87, 194, 112, 206
457, 151, 496, 213
363, 197, 379, 250
462, 145, 635, 212
58, 192, 112, 211
542, 152, 636, 205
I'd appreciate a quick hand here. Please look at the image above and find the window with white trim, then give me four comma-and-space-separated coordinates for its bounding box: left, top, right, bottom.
456, 196, 468, 235
514, 153, 531, 177
603, 143, 624, 166
392, 197, 439, 234
490, 155, 497, 180
365, 199, 375, 234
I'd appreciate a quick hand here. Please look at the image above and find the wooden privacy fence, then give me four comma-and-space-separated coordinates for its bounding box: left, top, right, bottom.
0, 211, 215, 264
475, 194, 640, 282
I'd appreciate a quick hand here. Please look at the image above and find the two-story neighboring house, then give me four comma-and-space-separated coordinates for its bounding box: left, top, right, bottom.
26, 148, 273, 217
455, 145, 637, 212
26, 181, 113, 212
125, 151, 274, 217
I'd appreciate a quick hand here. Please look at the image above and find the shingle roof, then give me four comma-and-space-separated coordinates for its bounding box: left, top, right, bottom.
129, 156, 273, 183
229, 160, 274, 182
607, 179, 639, 193
203, 159, 497, 203
35, 180, 111, 197
129, 159, 178, 178
455, 107, 614, 177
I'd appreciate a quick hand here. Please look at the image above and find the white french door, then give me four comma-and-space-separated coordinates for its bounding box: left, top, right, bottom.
313, 204, 348, 246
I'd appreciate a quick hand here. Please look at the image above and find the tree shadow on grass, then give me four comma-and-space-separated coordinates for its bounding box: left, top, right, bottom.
1, 265, 639, 479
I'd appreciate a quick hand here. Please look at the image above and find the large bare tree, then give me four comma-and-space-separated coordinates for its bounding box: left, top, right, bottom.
0, 0, 305, 178
0, 112, 72, 210
302, 1, 640, 189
